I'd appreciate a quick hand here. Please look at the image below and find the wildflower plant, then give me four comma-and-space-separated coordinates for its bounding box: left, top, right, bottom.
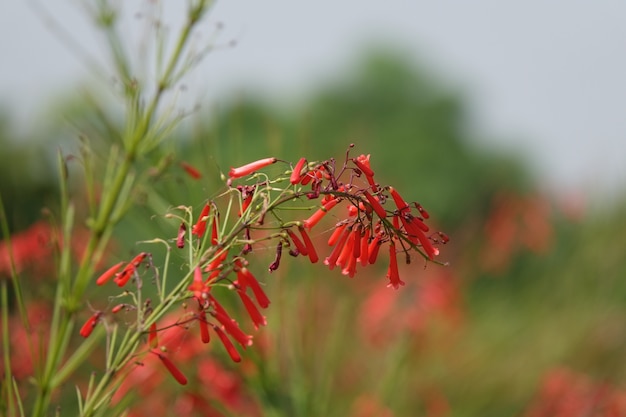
0, 1, 448, 416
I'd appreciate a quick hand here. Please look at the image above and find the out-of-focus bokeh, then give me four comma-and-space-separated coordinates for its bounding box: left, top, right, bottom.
2, 1, 626, 416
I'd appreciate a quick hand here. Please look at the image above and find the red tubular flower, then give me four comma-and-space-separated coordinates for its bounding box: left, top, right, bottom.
211, 213, 219, 245
324, 225, 352, 270
236, 267, 270, 309
415, 203, 430, 219
239, 194, 253, 217
328, 223, 348, 246
298, 227, 319, 263
368, 234, 383, 264
302, 198, 341, 230
204, 249, 228, 280
363, 191, 387, 219
342, 251, 357, 278
353, 156, 375, 178
212, 325, 242, 363
359, 227, 370, 267
355, 154, 378, 191
80, 312, 102, 338
336, 230, 356, 270
198, 309, 211, 344
386, 242, 405, 289
403, 218, 438, 260
229, 157, 277, 179
192, 203, 211, 238
176, 222, 186, 249
352, 224, 362, 259
287, 229, 308, 256
188, 267, 207, 301
95, 261, 124, 286
149, 323, 158, 348
236, 288, 267, 329
114, 264, 136, 287
156, 352, 188, 385
111, 304, 126, 314
211, 310, 252, 348
389, 187, 410, 215
180, 161, 202, 179
300, 172, 314, 186
290, 157, 307, 185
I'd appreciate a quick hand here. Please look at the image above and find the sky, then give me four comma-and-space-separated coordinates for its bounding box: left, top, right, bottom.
2, 1, 625, 199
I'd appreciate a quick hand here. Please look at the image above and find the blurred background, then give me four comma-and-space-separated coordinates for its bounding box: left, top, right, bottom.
2, 1, 626, 416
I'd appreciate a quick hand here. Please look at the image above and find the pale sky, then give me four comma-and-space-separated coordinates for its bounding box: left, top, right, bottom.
2, 1, 625, 199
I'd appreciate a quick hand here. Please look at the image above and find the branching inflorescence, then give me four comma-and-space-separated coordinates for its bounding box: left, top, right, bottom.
85, 144, 448, 390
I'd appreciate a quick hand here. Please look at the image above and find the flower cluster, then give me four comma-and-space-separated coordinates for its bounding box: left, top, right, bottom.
84, 146, 447, 388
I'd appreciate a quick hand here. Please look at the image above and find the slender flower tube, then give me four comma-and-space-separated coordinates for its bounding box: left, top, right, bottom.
324, 225, 352, 270
211, 310, 252, 348
192, 203, 211, 237
236, 288, 267, 329
188, 267, 206, 301
303, 198, 341, 229
79, 312, 102, 338
386, 242, 405, 289
299, 227, 319, 263
415, 203, 430, 219
229, 157, 277, 179
363, 191, 387, 219
114, 264, 136, 287
287, 229, 308, 256
180, 161, 202, 179
95, 261, 124, 286
342, 251, 357, 278
156, 352, 188, 385
290, 157, 307, 184
111, 304, 126, 314
198, 309, 211, 344
328, 223, 349, 246
368, 235, 383, 264
389, 187, 410, 215
352, 224, 362, 259
358, 227, 370, 267
212, 324, 242, 363
236, 266, 270, 308
336, 231, 356, 270
352, 155, 374, 177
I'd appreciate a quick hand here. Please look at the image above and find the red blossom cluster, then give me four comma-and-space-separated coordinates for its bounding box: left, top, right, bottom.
86, 148, 447, 389
523, 368, 626, 417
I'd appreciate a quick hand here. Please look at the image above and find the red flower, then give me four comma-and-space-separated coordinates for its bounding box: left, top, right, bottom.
363, 191, 387, 219
290, 157, 308, 185
155, 351, 188, 385
236, 265, 270, 309
198, 309, 211, 344
287, 229, 308, 256
236, 288, 267, 329
298, 227, 319, 263
95, 261, 124, 286
302, 198, 341, 230
180, 161, 202, 179
229, 157, 277, 179
80, 312, 103, 338
386, 242, 405, 289
212, 324, 242, 362
192, 203, 211, 238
